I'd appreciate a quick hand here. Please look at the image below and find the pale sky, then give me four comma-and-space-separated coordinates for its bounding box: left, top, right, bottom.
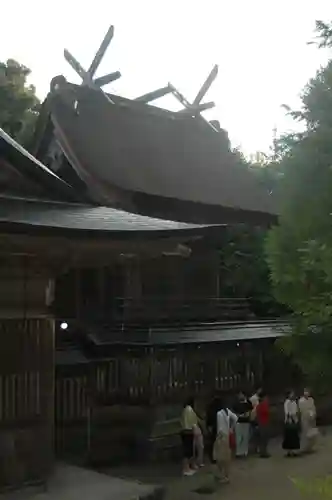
1, 0, 331, 154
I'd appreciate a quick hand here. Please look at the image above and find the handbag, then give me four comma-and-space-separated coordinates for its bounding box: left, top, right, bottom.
285, 415, 299, 432
307, 427, 319, 439
229, 430, 236, 450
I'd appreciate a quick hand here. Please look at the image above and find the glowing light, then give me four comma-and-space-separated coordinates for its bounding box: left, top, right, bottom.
60, 322, 68, 330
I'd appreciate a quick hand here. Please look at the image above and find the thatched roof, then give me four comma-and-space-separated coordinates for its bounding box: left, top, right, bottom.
35, 82, 277, 225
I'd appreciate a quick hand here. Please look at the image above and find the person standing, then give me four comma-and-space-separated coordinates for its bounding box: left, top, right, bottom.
206, 395, 219, 463
256, 392, 270, 458
282, 390, 300, 457
249, 387, 262, 454
180, 397, 198, 476
250, 387, 262, 409
193, 418, 204, 468
233, 391, 252, 457
299, 388, 318, 454
213, 398, 238, 484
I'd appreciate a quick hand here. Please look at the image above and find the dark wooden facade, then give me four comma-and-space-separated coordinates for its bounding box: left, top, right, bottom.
0, 252, 55, 490
0, 180, 228, 486
54, 255, 244, 324
53, 247, 280, 327
52, 240, 295, 464
0, 96, 283, 484
0, 318, 54, 489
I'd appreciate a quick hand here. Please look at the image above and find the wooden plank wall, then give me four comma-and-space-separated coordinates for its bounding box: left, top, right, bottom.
0, 318, 54, 490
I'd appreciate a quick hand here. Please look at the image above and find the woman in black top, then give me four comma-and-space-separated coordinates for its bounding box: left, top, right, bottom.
233, 391, 252, 457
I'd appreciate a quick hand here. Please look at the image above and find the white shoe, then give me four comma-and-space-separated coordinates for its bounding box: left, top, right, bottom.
183, 469, 196, 476
219, 477, 230, 484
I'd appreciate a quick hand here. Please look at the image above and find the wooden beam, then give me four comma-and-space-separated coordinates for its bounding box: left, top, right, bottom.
134, 86, 172, 103
63, 51, 115, 104
178, 101, 215, 115
169, 85, 215, 114
94, 71, 121, 87
192, 64, 218, 107
168, 64, 219, 132
64, 49, 91, 85
169, 83, 218, 131
88, 25, 114, 78
63, 24, 120, 96
0, 233, 198, 265
64, 49, 119, 94
168, 83, 192, 109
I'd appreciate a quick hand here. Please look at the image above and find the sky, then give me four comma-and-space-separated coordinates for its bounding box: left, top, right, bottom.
1, 0, 332, 155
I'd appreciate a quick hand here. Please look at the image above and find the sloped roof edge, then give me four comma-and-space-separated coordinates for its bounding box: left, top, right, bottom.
0, 128, 82, 202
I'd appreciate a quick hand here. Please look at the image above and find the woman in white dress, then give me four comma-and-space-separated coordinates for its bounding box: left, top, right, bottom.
213, 398, 238, 484
299, 388, 318, 453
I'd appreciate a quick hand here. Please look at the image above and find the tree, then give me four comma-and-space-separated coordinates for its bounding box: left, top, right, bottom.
0, 59, 40, 146
218, 225, 285, 318
248, 157, 283, 194
266, 20, 332, 386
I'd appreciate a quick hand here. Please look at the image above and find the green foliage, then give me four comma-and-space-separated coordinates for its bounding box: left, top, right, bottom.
0, 59, 40, 147
234, 146, 283, 195
309, 20, 332, 49
292, 475, 332, 498
266, 21, 332, 384
219, 226, 284, 316
221, 226, 269, 296
249, 160, 283, 194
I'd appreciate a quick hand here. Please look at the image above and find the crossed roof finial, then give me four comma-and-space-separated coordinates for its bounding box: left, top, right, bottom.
135, 65, 219, 130
169, 64, 219, 116
63, 24, 218, 128
64, 25, 121, 94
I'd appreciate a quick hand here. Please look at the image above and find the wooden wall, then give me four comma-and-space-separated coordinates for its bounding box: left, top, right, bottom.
0, 256, 50, 317
53, 250, 229, 323
0, 318, 54, 490
0, 254, 55, 491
